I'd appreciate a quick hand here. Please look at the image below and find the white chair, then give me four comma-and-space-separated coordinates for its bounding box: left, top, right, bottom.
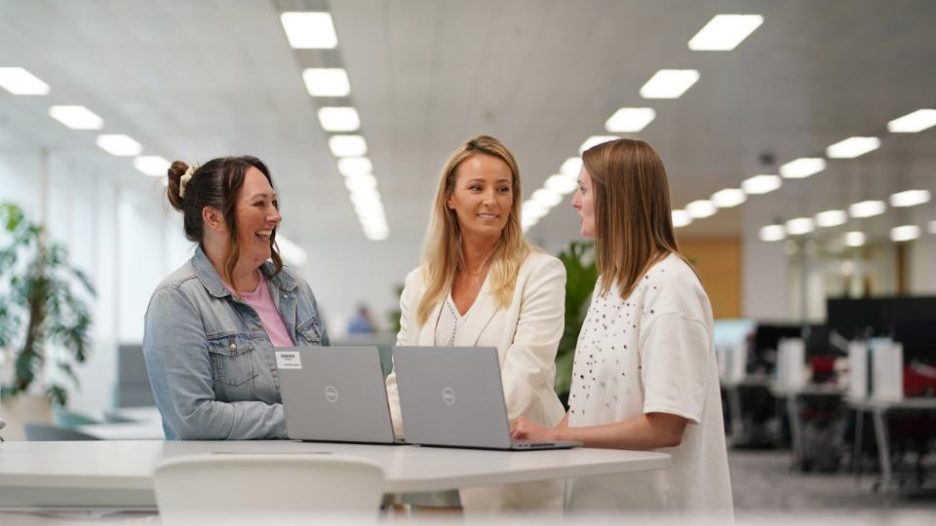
153, 453, 385, 525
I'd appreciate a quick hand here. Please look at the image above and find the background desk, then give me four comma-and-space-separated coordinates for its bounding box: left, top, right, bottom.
0, 440, 670, 509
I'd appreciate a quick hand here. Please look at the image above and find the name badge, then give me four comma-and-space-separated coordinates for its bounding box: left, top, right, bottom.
275, 351, 302, 370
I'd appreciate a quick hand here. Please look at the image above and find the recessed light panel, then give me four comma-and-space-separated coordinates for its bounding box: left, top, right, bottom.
780, 158, 826, 179
759, 225, 786, 242
688, 14, 764, 51
280, 12, 338, 49
318, 107, 360, 132
329, 135, 367, 157
711, 188, 746, 208
889, 189, 930, 208
848, 200, 886, 218
133, 156, 170, 177
887, 109, 936, 133
0, 67, 50, 95
604, 108, 656, 132
825, 136, 880, 159
815, 210, 847, 228
302, 68, 350, 97
96, 134, 142, 156
672, 209, 692, 228
890, 225, 921, 242
49, 105, 103, 129
579, 135, 618, 153
686, 200, 716, 219
640, 70, 700, 99
742, 174, 782, 194
844, 231, 866, 247
785, 217, 815, 235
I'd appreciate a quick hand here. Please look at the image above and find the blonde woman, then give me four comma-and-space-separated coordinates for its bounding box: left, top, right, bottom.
511, 139, 733, 518
385, 135, 566, 513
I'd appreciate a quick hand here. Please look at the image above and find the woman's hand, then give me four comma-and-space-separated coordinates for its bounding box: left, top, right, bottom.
510, 416, 557, 441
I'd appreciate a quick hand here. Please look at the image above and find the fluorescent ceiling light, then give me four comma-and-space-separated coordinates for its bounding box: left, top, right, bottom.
889, 189, 930, 208
640, 69, 700, 99
302, 68, 350, 97
785, 217, 815, 235
544, 174, 577, 194
133, 156, 170, 177
780, 157, 826, 179
531, 189, 562, 208
844, 231, 866, 247
560, 157, 583, 176
523, 202, 548, 220
329, 135, 367, 157
48, 105, 102, 129
711, 188, 746, 208
605, 108, 657, 132
96, 134, 142, 156
318, 107, 360, 132
688, 14, 764, 51
815, 210, 847, 228
580, 135, 618, 153
741, 174, 782, 195
344, 173, 377, 192
848, 200, 886, 218
887, 109, 936, 133
759, 224, 786, 242
890, 225, 921, 242
686, 199, 716, 219
337, 156, 372, 177
0, 67, 50, 95
826, 136, 880, 159
280, 12, 338, 49
276, 235, 308, 266
672, 209, 692, 228
929, 220, 936, 235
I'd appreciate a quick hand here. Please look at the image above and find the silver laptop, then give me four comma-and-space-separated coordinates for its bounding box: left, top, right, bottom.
392, 346, 582, 451
276, 346, 404, 444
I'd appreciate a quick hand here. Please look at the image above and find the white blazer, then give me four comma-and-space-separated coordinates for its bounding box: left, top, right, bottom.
385, 250, 567, 513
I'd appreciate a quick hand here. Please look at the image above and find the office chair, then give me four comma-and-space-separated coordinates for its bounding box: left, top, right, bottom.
24, 422, 100, 441
153, 453, 385, 525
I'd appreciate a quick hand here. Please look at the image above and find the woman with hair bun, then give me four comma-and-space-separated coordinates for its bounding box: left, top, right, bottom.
144, 156, 328, 440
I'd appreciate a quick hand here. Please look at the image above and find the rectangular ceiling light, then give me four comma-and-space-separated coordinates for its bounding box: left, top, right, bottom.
686, 199, 716, 219
785, 217, 815, 235
337, 156, 372, 177
688, 14, 764, 51
844, 231, 866, 247
49, 105, 103, 129
560, 157, 583, 176
826, 136, 880, 158
848, 200, 886, 218
605, 108, 656, 132
672, 209, 692, 228
276, 235, 308, 266
639, 69, 700, 99
890, 225, 921, 242
887, 109, 936, 133
329, 135, 367, 157
544, 174, 578, 195
889, 189, 931, 207
318, 107, 360, 132
741, 174, 782, 194
280, 12, 338, 49
815, 210, 847, 227
579, 135, 618, 153
0, 67, 50, 95
133, 156, 170, 176
780, 157, 826, 179
96, 134, 142, 156
302, 68, 350, 97
759, 224, 786, 242
711, 188, 746, 208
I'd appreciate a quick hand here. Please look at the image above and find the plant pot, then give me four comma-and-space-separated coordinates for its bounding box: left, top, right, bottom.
1, 393, 52, 441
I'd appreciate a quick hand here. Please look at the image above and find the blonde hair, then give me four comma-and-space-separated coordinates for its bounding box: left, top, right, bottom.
582, 138, 683, 299
416, 135, 532, 325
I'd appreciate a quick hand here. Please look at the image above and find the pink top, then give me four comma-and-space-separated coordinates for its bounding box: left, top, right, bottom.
238, 272, 294, 348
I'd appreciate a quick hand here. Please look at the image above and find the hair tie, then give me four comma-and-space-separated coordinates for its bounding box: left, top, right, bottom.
179, 164, 198, 198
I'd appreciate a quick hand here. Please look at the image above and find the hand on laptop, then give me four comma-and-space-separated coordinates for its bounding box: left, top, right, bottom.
510, 416, 556, 441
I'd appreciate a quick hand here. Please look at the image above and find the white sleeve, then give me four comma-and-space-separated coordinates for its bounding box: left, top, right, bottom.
638, 312, 712, 424
385, 271, 417, 435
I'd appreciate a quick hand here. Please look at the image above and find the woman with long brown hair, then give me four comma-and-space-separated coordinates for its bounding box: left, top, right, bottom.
385, 135, 566, 512
511, 139, 733, 517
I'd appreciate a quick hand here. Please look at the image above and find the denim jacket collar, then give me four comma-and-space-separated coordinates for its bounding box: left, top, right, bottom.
192, 245, 297, 299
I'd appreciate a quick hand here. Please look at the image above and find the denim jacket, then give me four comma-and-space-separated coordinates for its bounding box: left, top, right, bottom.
143, 246, 328, 440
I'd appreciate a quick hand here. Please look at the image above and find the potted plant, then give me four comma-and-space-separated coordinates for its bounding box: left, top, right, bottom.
0, 202, 94, 408
554, 240, 597, 407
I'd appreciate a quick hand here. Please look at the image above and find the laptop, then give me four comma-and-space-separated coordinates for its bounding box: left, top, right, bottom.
392, 346, 582, 451
275, 346, 404, 445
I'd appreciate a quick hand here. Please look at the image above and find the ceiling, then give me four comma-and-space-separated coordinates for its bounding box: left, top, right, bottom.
1, 0, 934, 252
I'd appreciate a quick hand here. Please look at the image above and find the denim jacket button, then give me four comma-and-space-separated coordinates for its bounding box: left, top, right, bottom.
229, 342, 237, 352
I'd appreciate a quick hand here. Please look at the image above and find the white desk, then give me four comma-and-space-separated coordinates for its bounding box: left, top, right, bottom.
847, 396, 936, 490
75, 421, 165, 440
0, 440, 670, 509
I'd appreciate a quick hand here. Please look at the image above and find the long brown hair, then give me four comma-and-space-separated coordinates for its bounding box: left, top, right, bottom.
582, 138, 681, 299
167, 156, 283, 292
416, 135, 532, 325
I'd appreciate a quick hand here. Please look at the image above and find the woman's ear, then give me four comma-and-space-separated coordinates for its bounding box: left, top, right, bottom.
202, 206, 225, 232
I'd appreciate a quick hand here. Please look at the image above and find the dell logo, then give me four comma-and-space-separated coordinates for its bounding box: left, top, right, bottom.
441, 386, 456, 406
324, 385, 339, 403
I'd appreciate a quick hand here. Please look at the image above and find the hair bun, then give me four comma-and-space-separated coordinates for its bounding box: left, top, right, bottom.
166, 160, 190, 210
